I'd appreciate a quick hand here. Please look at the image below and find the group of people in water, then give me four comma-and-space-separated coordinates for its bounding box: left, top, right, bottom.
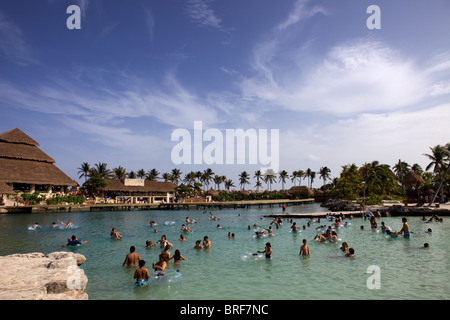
50, 209, 440, 285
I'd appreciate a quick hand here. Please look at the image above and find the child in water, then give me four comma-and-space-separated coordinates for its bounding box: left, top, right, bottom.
169, 249, 186, 265
299, 239, 310, 257
134, 260, 149, 286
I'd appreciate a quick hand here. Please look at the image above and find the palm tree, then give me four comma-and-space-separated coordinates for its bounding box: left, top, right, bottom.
184, 171, 197, 187
213, 174, 224, 190
127, 171, 136, 179
254, 170, 263, 191
319, 167, 331, 186
424, 143, 450, 204
224, 179, 235, 191
238, 171, 250, 190
393, 160, 410, 196
263, 169, 276, 191
305, 168, 312, 188
278, 170, 288, 190
310, 171, 316, 189
77, 162, 91, 182
112, 166, 126, 180
92, 162, 112, 179
137, 169, 146, 179
146, 168, 160, 181
171, 168, 182, 185
161, 172, 172, 182
201, 168, 214, 190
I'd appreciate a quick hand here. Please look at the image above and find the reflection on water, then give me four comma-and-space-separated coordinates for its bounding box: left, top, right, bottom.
0, 204, 448, 300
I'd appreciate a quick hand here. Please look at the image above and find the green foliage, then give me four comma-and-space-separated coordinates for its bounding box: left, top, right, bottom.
46, 195, 86, 205
212, 191, 287, 202
21, 192, 44, 205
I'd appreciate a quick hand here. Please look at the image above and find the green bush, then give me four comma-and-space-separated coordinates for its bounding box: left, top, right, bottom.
21, 192, 44, 205
46, 195, 86, 205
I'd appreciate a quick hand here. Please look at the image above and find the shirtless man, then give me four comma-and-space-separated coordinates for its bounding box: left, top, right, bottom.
153, 254, 167, 271
123, 246, 142, 267
398, 217, 411, 239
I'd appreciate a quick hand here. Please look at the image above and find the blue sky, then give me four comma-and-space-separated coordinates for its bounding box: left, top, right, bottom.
1, 0, 450, 188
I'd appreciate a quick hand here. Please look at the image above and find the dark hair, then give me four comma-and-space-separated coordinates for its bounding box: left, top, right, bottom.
349, 248, 355, 254
139, 260, 145, 267
174, 249, 181, 260
130, 246, 135, 252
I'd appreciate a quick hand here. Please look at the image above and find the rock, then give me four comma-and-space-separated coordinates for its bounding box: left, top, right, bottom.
0, 251, 88, 300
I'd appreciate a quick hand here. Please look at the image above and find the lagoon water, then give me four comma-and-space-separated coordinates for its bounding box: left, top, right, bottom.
0, 203, 448, 300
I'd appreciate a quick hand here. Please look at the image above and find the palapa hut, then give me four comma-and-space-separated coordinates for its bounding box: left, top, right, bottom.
0, 128, 77, 194
100, 178, 176, 204
286, 186, 314, 199
403, 171, 425, 200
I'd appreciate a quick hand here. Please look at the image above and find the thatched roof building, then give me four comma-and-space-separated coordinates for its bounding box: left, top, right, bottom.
0, 182, 13, 195
0, 128, 77, 193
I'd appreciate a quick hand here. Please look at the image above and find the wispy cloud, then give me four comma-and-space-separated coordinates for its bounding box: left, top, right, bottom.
0, 11, 37, 66
185, 0, 229, 32
276, 0, 328, 31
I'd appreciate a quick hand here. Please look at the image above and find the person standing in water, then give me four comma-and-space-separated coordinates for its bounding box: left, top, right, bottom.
123, 246, 142, 267
258, 242, 272, 259
299, 239, 310, 257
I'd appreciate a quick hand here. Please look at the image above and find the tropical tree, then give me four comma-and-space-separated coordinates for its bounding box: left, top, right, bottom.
263, 169, 277, 191
213, 174, 225, 190
254, 170, 263, 191
146, 168, 160, 181
161, 172, 172, 182
184, 171, 197, 187
319, 167, 331, 186
92, 162, 112, 179
137, 169, 146, 179
127, 171, 136, 179
238, 171, 250, 190
305, 168, 313, 188
77, 162, 91, 182
309, 171, 316, 189
278, 170, 289, 190
224, 179, 235, 191
336, 164, 361, 199
424, 143, 450, 204
201, 168, 214, 190
112, 166, 126, 180
171, 168, 182, 185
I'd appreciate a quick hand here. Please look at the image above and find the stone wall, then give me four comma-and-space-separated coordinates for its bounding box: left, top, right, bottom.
0, 251, 88, 300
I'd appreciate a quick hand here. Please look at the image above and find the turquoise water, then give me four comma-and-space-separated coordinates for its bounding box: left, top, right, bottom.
0, 203, 448, 300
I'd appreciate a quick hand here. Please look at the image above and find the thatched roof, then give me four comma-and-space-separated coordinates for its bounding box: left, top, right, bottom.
0, 128, 40, 146
287, 186, 314, 197
101, 179, 176, 193
206, 188, 219, 196
0, 128, 76, 187
0, 182, 13, 194
403, 171, 424, 187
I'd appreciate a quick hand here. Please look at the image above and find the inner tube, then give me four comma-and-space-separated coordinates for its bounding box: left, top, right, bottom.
164, 221, 176, 226
240, 252, 266, 261
149, 270, 182, 285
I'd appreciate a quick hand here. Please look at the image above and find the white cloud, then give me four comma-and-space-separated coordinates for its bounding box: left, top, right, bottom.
185, 0, 222, 29
276, 0, 328, 31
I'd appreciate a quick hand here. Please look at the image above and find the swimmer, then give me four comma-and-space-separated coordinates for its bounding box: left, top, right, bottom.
264, 226, 274, 237
291, 222, 301, 232
58, 235, 87, 247
203, 236, 211, 248
216, 224, 222, 229
257, 242, 272, 259
152, 254, 167, 271
422, 243, 430, 249
179, 234, 186, 241
181, 224, 192, 232
169, 249, 186, 265
345, 248, 355, 258
340, 241, 349, 252
194, 240, 203, 249
156, 235, 173, 249
149, 220, 157, 227
299, 239, 310, 257
134, 260, 149, 284
312, 234, 327, 243
51, 222, 57, 229
110, 227, 122, 240
146, 240, 155, 248
328, 231, 338, 243
123, 246, 142, 267
161, 245, 171, 262
61, 220, 73, 228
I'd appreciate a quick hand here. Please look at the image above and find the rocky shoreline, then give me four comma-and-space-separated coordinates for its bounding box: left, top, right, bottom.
0, 252, 88, 300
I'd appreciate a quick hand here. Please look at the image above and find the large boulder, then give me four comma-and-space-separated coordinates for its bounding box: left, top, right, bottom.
0, 251, 88, 300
